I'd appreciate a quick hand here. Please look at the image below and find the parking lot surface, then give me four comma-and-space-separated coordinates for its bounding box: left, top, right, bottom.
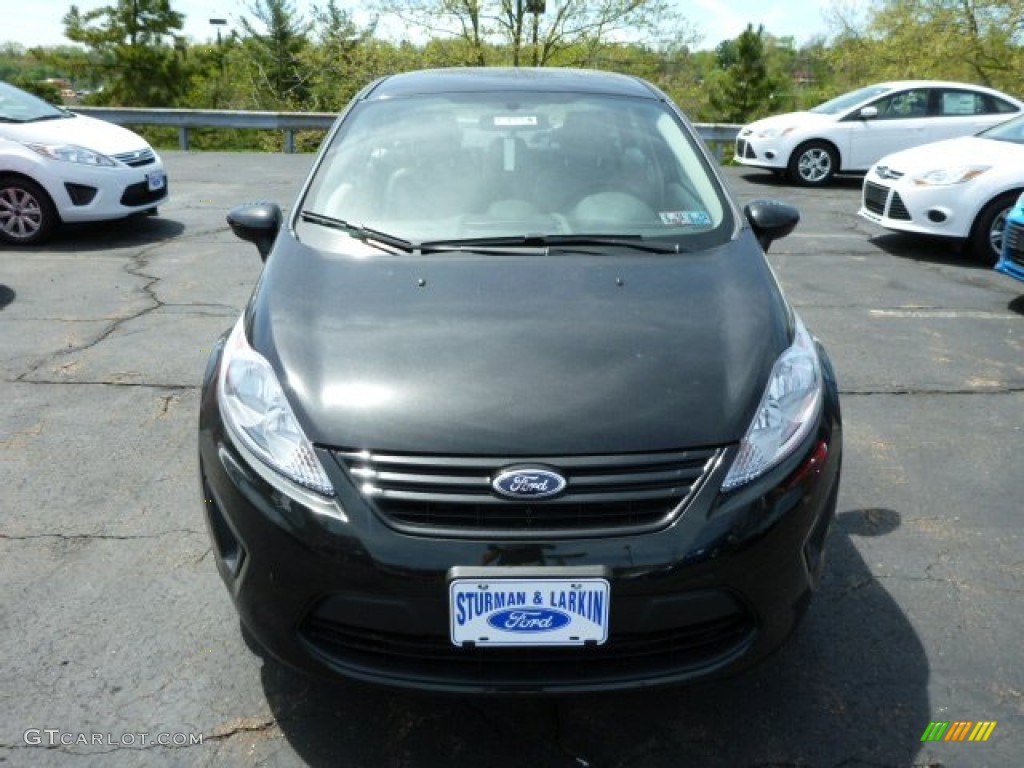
1, 153, 1022, 767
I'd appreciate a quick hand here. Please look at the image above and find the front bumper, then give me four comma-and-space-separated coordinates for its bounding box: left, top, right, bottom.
858, 172, 976, 239
734, 133, 790, 171
40, 158, 168, 223
996, 214, 1024, 282
198, 349, 843, 694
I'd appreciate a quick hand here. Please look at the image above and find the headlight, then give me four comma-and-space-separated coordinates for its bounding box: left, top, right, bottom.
24, 142, 117, 167
754, 126, 794, 139
722, 315, 823, 491
218, 317, 335, 496
911, 165, 990, 186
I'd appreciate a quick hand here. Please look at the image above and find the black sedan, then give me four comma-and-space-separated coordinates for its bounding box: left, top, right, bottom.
198, 67, 842, 693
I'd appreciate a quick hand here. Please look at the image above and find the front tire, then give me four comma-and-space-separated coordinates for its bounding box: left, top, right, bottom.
968, 191, 1018, 266
0, 176, 59, 246
788, 141, 838, 187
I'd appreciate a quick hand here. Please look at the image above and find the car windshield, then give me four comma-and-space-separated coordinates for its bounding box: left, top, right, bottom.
977, 113, 1024, 143
300, 91, 729, 246
0, 82, 69, 123
810, 85, 893, 115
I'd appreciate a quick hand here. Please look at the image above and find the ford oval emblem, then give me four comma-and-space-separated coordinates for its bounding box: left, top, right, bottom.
492, 467, 566, 499
487, 608, 572, 633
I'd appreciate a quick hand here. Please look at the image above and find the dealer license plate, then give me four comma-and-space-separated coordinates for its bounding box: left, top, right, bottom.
146, 172, 166, 192
449, 577, 609, 647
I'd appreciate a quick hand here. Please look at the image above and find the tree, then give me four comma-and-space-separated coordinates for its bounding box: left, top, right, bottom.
375, 0, 697, 68
63, 0, 187, 106
236, 0, 312, 109
708, 24, 784, 123
825, 0, 1024, 97
300, 0, 383, 111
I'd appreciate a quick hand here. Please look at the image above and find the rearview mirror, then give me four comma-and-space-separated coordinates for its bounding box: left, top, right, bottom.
858, 106, 879, 120
744, 199, 800, 252
226, 202, 282, 262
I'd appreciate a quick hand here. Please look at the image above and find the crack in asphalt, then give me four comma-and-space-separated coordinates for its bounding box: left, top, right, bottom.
0, 530, 206, 542
840, 386, 1024, 395
6, 304, 237, 322
829, 761, 945, 768
840, 568, 1023, 598
2, 379, 200, 389
204, 716, 279, 743
0, 743, 207, 757
13, 241, 171, 383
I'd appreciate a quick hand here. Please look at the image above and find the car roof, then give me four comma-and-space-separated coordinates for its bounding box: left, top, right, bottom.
871, 80, 1021, 98
362, 67, 661, 101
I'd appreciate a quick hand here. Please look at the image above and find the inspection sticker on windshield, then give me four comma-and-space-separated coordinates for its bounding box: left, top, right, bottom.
493, 115, 539, 127
660, 210, 711, 227
450, 577, 609, 646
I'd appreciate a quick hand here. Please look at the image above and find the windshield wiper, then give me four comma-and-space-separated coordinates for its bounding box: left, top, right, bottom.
419, 234, 682, 254
25, 112, 72, 123
299, 210, 415, 253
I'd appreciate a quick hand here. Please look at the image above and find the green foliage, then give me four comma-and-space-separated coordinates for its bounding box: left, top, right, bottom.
4, 0, 1024, 153
9, 77, 62, 103
375, 0, 697, 68
62, 0, 188, 106
825, 0, 1024, 99
707, 24, 787, 122
236, 0, 312, 109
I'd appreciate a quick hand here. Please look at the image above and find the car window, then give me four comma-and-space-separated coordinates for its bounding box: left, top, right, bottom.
868, 89, 931, 119
989, 95, 1020, 113
936, 90, 984, 115
301, 92, 730, 246
0, 81, 67, 122
810, 85, 892, 115
978, 114, 1024, 143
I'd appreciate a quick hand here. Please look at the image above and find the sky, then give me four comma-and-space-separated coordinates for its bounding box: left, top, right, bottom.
2, 0, 840, 52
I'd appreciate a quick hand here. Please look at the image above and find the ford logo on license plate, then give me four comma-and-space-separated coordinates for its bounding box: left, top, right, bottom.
492, 467, 566, 499
487, 608, 572, 633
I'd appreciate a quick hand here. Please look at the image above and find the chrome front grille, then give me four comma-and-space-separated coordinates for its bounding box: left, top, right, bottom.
113, 148, 156, 167
331, 447, 723, 538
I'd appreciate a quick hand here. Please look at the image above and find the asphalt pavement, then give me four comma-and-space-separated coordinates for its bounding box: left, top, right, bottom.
1, 153, 1022, 767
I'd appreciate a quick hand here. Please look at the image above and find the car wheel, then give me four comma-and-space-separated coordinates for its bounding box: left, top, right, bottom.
787, 141, 838, 187
0, 176, 59, 246
968, 191, 1018, 266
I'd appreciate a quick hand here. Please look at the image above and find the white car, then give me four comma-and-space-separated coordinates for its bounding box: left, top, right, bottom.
734, 80, 1023, 186
858, 113, 1024, 264
0, 81, 168, 245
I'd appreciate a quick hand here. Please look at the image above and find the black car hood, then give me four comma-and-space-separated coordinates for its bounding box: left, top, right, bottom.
248, 235, 791, 456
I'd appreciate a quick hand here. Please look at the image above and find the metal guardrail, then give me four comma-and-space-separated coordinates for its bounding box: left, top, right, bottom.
75, 107, 338, 153
74, 106, 741, 158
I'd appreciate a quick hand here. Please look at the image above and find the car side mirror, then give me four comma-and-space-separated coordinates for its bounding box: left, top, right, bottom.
744, 199, 800, 252
227, 202, 282, 262
858, 106, 878, 120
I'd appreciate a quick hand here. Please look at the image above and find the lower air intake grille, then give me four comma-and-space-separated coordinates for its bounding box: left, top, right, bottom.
119, 180, 166, 207
301, 605, 755, 689
863, 182, 888, 215
888, 192, 911, 220
1004, 220, 1024, 267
